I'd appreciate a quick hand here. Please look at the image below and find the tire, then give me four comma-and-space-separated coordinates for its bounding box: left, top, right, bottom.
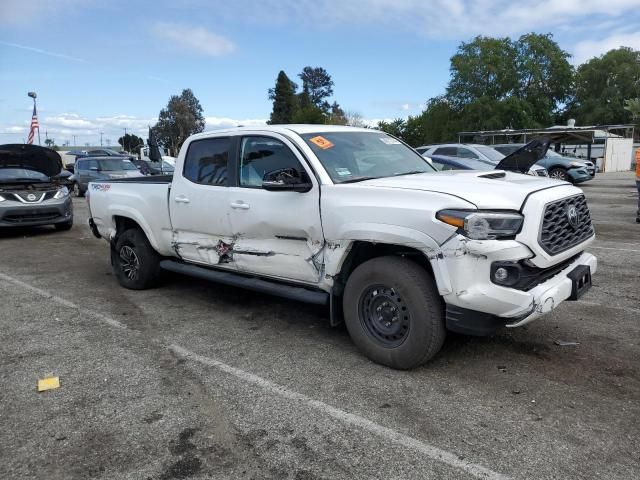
54, 218, 73, 231
111, 228, 161, 290
73, 182, 84, 197
549, 167, 569, 182
343, 256, 446, 369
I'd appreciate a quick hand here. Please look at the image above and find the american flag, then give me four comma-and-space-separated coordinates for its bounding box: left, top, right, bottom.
27, 104, 39, 144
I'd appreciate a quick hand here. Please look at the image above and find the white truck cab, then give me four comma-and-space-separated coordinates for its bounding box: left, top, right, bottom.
87, 125, 596, 369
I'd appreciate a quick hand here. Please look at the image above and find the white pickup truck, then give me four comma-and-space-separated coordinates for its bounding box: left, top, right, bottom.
87, 125, 597, 369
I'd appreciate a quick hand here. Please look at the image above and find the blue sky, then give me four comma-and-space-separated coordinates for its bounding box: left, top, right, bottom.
1, 0, 640, 146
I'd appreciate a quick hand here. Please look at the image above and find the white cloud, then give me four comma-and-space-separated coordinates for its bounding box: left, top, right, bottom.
205, 117, 267, 129
152, 23, 235, 57
0, 41, 87, 62
573, 31, 640, 64
400, 103, 410, 111
203, 0, 640, 39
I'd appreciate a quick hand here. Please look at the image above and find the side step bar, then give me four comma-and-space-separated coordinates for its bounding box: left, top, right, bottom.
160, 260, 329, 305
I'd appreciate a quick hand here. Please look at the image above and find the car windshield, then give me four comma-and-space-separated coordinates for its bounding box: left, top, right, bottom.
301, 131, 435, 183
474, 146, 505, 162
99, 159, 137, 171
0, 168, 49, 182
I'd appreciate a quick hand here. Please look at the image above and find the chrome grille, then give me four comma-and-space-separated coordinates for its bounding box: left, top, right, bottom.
539, 195, 594, 255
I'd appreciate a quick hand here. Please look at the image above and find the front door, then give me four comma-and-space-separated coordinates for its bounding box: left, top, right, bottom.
169, 136, 237, 268
227, 134, 324, 284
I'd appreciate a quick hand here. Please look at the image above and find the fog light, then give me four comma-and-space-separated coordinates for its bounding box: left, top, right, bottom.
494, 267, 509, 282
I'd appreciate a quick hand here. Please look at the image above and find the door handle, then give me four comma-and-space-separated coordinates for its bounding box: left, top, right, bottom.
230, 201, 250, 210
174, 195, 190, 204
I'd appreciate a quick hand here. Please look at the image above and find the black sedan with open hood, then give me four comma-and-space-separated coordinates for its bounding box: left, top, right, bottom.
0, 144, 73, 230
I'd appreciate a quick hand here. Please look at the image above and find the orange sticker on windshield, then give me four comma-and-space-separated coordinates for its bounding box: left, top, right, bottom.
309, 136, 334, 150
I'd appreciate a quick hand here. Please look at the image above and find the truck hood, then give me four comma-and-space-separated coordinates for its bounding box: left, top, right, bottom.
0, 144, 63, 178
359, 170, 564, 209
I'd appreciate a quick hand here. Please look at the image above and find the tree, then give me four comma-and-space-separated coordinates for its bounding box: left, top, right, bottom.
377, 119, 406, 139
44, 138, 55, 148
447, 36, 519, 107
326, 102, 348, 125
568, 48, 640, 125
268, 71, 298, 124
298, 66, 334, 113
514, 33, 573, 124
292, 104, 327, 124
154, 88, 206, 156
118, 133, 144, 153
624, 98, 640, 121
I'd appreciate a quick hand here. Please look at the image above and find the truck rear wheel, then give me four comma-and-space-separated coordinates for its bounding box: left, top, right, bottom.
111, 228, 161, 290
343, 256, 445, 369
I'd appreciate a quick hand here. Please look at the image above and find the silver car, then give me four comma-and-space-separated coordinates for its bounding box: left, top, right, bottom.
73, 156, 142, 197
0, 144, 73, 230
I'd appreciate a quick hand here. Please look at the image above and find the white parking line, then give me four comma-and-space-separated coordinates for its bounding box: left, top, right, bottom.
170, 344, 511, 480
0, 270, 510, 480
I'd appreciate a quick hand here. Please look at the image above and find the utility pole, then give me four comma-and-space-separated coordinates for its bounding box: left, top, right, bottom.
123, 127, 127, 152
100, 131, 103, 147
73, 135, 76, 146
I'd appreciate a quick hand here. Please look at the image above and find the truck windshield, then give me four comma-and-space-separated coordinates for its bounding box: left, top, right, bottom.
99, 159, 138, 171
301, 131, 435, 183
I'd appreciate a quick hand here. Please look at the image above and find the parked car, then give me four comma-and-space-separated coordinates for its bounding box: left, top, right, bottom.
418, 143, 548, 176
131, 159, 175, 176
493, 143, 595, 183
0, 144, 73, 230
76, 149, 136, 162
72, 156, 143, 197
87, 126, 596, 369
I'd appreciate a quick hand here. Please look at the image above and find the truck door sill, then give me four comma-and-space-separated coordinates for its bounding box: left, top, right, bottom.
159, 259, 328, 305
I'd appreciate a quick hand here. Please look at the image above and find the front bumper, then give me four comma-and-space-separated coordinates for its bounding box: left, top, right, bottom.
0, 196, 73, 227
437, 235, 596, 335
567, 167, 593, 183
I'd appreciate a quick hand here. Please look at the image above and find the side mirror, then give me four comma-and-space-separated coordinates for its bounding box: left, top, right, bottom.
262, 168, 312, 193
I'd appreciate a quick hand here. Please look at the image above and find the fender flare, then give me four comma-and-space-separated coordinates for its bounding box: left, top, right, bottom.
325, 223, 453, 295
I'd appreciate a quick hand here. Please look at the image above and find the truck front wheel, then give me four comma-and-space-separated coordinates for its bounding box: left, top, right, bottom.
343, 256, 446, 369
111, 228, 161, 290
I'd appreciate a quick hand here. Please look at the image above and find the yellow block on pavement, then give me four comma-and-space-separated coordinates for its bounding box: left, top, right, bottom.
37, 376, 60, 392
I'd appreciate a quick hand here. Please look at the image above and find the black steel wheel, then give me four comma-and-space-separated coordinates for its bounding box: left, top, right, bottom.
359, 285, 410, 347
111, 228, 161, 289
343, 256, 445, 369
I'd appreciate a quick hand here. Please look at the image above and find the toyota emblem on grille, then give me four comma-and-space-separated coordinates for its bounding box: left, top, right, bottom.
566, 205, 579, 229
26, 193, 37, 201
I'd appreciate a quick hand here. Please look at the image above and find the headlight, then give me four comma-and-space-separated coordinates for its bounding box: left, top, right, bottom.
0, 194, 5, 202
569, 161, 583, 168
53, 187, 69, 199
436, 210, 524, 240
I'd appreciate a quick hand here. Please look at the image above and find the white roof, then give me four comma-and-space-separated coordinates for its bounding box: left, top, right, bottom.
190, 124, 375, 139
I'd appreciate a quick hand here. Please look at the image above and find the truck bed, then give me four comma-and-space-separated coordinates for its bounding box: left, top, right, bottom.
88, 178, 175, 256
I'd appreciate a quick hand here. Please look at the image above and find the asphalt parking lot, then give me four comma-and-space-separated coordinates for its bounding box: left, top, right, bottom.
1, 172, 639, 480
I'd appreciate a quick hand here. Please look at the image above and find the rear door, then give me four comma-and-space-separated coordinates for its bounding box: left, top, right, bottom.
226, 133, 324, 284
169, 136, 237, 268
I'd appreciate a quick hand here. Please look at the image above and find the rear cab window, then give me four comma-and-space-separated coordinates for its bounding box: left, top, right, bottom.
183, 138, 231, 186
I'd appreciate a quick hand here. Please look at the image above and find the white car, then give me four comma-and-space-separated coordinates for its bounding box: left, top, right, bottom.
87, 125, 596, 369
418, 143, 549, 177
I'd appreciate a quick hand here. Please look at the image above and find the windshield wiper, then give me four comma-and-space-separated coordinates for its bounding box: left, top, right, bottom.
339, 176, 380, 184
392, 170, 428, 177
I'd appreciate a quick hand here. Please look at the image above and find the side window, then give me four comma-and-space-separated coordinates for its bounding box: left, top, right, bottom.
75, 160, 85, 171
435, 146, 457, 156
457, 147, 478, 159
87, 159, 98, 170
183, 138, 230, 186
239, 136, 305, 188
